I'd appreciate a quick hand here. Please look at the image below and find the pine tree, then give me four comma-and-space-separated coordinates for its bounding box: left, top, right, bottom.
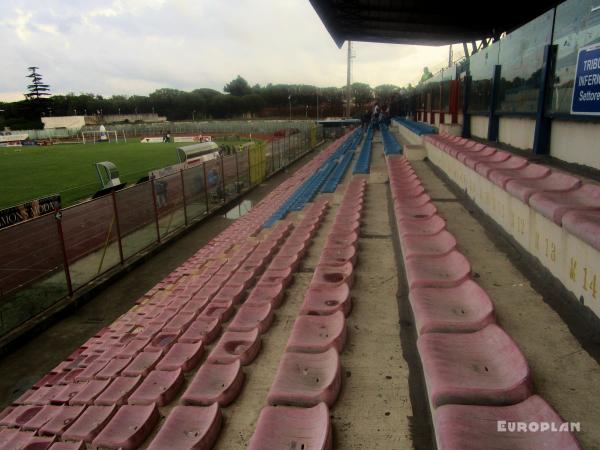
25, 67, 51, 100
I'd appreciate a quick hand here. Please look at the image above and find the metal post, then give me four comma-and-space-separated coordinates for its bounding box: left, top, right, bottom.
533, 44, 556, 155
234, 150, 240, 190
220, 156, 226, 202
247, 147, 252, 186
111, 191, 124, 264
487, 65, 501, 141
150, 178, 161, 243
180, 169, 188, 227
203, 162, 210, 214
461, 74, 472, 138
439, 81, 445, 124
55, 210, 73, 296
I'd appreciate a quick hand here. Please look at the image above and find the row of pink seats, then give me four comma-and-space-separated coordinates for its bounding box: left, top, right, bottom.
425, 133, 600, 251
0, 205, 329, 450
0, 133, 355, 450
146, 202, 330, 450
386, 155, 580, 450
248, 178, 366, 450
0, 223, 292, 450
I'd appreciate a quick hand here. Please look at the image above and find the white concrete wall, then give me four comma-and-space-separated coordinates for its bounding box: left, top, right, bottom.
470, 116, 489, 139
42, 116, 86, 129
425, 141, 600, 319
551, 120, 600, 170
498, 117, 535, 151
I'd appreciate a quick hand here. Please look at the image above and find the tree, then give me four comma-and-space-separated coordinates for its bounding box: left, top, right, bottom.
419, 67, 433, 85
351, 82, 373, 110
25, 67, 51, 100
374, 84, 400, 105
224, 76, 252, 97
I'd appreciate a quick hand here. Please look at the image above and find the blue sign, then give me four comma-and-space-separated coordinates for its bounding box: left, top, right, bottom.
571, 43, 600, 115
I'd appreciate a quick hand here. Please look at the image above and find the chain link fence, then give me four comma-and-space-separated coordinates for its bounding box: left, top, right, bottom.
0, 128, 323, 340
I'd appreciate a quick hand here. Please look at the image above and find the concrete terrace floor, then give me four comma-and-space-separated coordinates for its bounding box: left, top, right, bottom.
0, 132, 598, 449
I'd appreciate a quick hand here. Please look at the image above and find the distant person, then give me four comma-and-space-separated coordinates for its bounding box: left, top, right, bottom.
382, 104, 391, 126
372, 102, 381, 130
361, 110, 371, 130
163, 132, 171, 143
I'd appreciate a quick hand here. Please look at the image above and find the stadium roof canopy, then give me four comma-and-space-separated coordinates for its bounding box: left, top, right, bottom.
309, 0, 561, 47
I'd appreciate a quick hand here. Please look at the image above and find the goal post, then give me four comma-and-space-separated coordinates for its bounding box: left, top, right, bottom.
81, 130, 119, 144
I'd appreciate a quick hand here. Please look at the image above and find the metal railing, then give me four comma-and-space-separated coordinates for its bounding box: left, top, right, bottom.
0, 130, 322, 338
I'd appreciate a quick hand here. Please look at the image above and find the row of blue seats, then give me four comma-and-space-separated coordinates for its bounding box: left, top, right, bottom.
321, 129, 363, 192
381, 124, 402, 155
352, 126, 373, 174
263, 129, 361, 228
393, 116, 436, 136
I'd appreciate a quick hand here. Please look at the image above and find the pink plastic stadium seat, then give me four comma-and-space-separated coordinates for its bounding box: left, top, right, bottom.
268, 348, 341, 407
529, 183, 600, 225
505, 171, 581, 203
147, 405, 222, 450
405, 250, 471, 289
395, 202, 438, 221
396, 214, 446, 238
69, 379, 111, 406
92, 404, 160, 450
319, 245, 357, 267
300, 283, 352, 316
96, 357, 131, 380
312, 262, 354, 288
39, 405, 85, 436
20, 405, 61, 431
458, 146, 496, 165
122, 351, 161, 377
247, 403, 332, 450
401, 230, 457, 258
62, 405, 117, 443
208, 329, 261, 365
182, 361, 244, 406
3, 432, 55, 450
155, 341, 204, 372
562, 209, 600, 251
409, 279, 496, 334
245, 282, 285, 308
227, 303, 274, 333
449, 143, 488, 159
434, 395, 581, 450
396, 194, 432, 208
128, 369, 184, 406
94, 376, 141, 406
475, 155, 528, 178
488, 163, 550, 189
418, 324, 532, 407
49, 442, 86, 450
325, 230, 359, 249
179, 317, 220, 344
286, 311, 346, 353
465, 150, 511, 171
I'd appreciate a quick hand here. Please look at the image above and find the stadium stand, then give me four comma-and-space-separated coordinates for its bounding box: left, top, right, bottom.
381, 124, 402, 155
393, 117, 436, 136
0, 131, 347, 447
386, 154, 580, 449
423, 132, 600, 318
0, 118, 595, 449
352, 125, 373, 174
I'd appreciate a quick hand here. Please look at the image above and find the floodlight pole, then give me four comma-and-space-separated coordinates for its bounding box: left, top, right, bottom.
316, 90, 319, 121
346, 41, 352, 118
288, 96, 292, 121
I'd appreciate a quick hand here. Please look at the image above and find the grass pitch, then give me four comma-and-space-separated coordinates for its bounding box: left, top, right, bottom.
0, 139, 251, 209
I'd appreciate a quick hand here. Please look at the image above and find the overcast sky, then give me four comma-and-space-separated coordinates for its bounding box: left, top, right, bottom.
0, 0, 460, 102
